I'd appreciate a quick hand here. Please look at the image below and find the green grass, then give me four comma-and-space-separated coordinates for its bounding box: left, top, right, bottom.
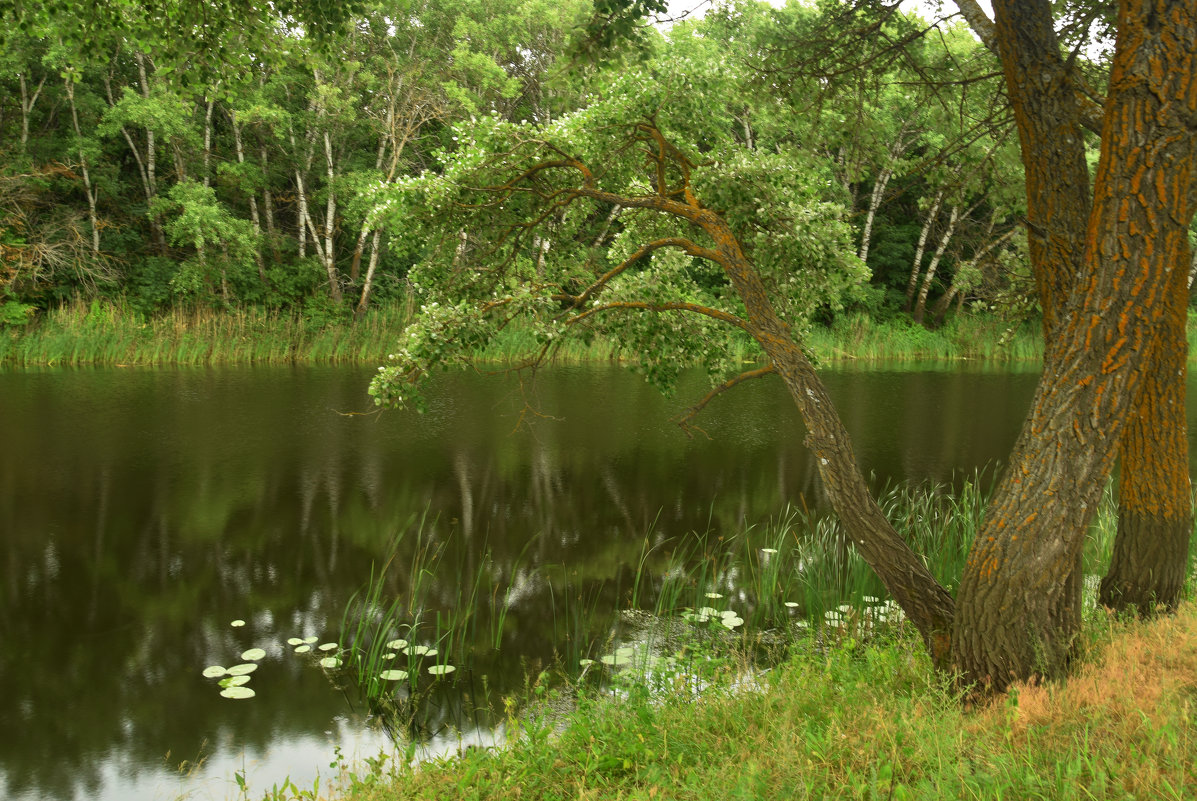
276, 594, 1197, 801
230, 480, 1196, 801
0, 298, 413, 366
806, 313, 1046, 364
0, 297, 1050, 368
11, 300, 1197, 368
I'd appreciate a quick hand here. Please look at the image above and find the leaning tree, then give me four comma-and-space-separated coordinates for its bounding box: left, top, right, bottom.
369, 0, 1196, 692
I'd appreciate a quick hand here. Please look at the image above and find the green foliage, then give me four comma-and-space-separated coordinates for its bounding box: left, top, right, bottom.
0, 297, 35, 327
367, 46, 867, 410
150, 179, 261, 302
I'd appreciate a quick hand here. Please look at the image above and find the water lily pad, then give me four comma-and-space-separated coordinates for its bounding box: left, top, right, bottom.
202, 666, 227, 678
705, 592, 723, 599
226, 663, 258, 676
615, 646, 634, 657
286, 637, 304, 646
720, 609, 739, 618
381, 652, 397, 660
600, 654, 632, 666
230, 619, 246, 627
409, 645, 430, 656
784, 601, 800, 609
318, 642, 338, 652
240, 648, 266, 661
698, 607, 720, 617
427, 664, 456, 676
379, 669, 409, 681
319, 657, 342, 669
721, 615, 744, 629
385, 639, 408, 650
424, 648, 438, 657
863, 596, 880, 604
302, 636, 319, 644
760, 548, 779, 554
220, 686, 256, 699
579, 658, 596, 667
294, 645, 311, 654
219, 675, 251, 688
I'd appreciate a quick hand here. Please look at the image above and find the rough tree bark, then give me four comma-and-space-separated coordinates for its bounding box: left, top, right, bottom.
952, 0, 1197, 690
1101, 263, 1192, 613
958, 0, 1195, 620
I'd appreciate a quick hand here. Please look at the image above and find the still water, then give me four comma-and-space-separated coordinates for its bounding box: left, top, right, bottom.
0, 363, 1159, 800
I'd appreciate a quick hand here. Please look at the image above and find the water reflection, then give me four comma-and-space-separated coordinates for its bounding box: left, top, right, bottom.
0, 364, 1076, 799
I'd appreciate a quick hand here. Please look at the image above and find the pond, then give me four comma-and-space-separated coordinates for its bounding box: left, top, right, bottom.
1, 362, 1182, 800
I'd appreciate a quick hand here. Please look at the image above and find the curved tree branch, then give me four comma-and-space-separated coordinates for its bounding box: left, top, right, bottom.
674, 364, 777, 437
566, 300, 751, 331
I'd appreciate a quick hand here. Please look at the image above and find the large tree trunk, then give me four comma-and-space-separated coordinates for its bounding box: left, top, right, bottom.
952, 0, 1197, 692
1101, 264, 1193, 614
574, 179, 959, 661
969, 0, 1094, 661
718, 225, 956, 661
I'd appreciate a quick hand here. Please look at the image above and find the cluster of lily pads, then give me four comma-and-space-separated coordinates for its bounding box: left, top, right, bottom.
822, 596, 907, 631
374, 637, 456, 682
201, 619, 267, 700
201, 618, 462, 703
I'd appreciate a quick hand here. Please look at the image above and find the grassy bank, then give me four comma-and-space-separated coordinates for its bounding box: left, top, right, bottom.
806, 312, 1045, 363
301, 600, 1196, 801
0, 298, 626, 367
231, 482, 1192, 801
0, 298, 1055, 368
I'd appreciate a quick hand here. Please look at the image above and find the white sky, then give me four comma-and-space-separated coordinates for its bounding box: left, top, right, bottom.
661, 0, 994, 29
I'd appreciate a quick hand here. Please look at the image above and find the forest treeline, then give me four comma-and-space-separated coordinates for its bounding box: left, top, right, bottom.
1, 0, 1081, 338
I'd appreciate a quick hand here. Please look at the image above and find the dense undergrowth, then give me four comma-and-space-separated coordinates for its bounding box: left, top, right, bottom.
0, 299, 1056, 367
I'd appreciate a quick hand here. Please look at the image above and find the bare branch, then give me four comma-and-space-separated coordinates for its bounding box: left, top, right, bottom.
674, 364, 776, 437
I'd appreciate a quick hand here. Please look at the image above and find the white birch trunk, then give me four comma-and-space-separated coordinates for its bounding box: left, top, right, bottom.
913, 200, 982, 324
229, 108, 266, 282
356, 228, 384, 317
17, 72, 45, 154
64, 77, 101, 254
202, 98, 215, 189
904, 188, 945, 309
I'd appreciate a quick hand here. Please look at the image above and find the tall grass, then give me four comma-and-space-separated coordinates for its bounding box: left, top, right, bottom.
807, 312, 1046, 364
333, 513, 506, 741
332, 600, 1197, 801
0, 298, 416, 366
0, 298, 632, 367
13, 300, 1197, 368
